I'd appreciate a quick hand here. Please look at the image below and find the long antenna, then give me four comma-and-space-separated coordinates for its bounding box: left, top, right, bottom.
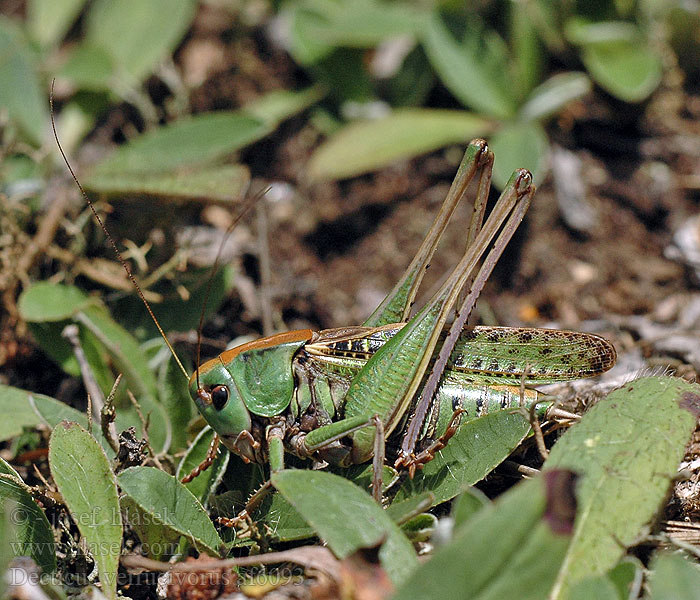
50, 80, 190, 381
194, 188, 266, 389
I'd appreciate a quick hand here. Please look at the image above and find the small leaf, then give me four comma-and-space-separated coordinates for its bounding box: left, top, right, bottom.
0, 17, 47, 145
384, 492, 434, 526
489, 121, 549, 189
580, 39, 662, 102
0, 457, 56, 573
84, 164, 250, 203
546, 377, 700, 597
88, 113, 270, 177
422, 12, 515, 119
272, 470, 417, 584
118, 466, 222, 556
85, 0, 196, 83
0, 384, 88, 441
49, 422, 122, 599
451, 488, 490, 530
176, 427, 229, 507
121, 496, 183, 560
569, 575, 620, 600
27, 0, 87, 47
288, 0, 423, 48
520, 72, 592, 122
18, 282, 91, 322
57, 42, 116, 90
308, 108, 492, 181
647, 552, 700, 600
392, 471, 576, 600
245, 86, 326, 127
392, 409, 531, 506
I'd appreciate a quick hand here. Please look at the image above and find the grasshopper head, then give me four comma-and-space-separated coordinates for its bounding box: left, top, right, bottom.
189, 357, 256, 461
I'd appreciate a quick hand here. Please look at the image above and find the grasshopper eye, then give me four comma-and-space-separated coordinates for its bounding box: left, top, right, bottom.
211, 385, 229, 410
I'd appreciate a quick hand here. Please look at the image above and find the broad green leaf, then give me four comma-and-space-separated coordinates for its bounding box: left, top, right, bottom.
489, 121, 549, 189
117, 466, 222, 556
392, 472, 576, 600
18, 282, 91, 322
288, 0, 423, 48
84, 164, 250, 203
86, 0, 196, 84
422, 13, 515, 119
245, 86, 326, 127
27, 0, 87, 47
57, 42, 115, 90
392, 409, 531, 506
157, 355, 193, 452
565, 19, 639, 46
263, 463, 397, 542
580, 39, 662, 102
176, 427, 229, 507
384, 492, 433, 526
75, 304, 158, 400
647, 552, 700, 600
272, 470, 417, 584
569, 575, 620, 600
88, 113, 269, 176
49, 422, 121, 599
308, 108, 492, 181
520, 72, 592, 122
0, 384, 88, 441
546, 377, 700, 598
451, 487, 490, 530
509, 0, 543, 101
0, 457, 56, 573
608, 557, 643, 599
121, 496, 183, 560
0, 17, 47, 145
288, 5, 336, 65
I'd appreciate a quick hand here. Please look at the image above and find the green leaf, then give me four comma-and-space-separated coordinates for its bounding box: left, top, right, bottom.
27, 0, 87, 47
608, 557, 642, 599
85, 0, 196, 84
271, 470, 417, 584
546, 377, 700, 598
580, 39, 662, 102
392, 472, 576, 600
308, 108, 492, 181
392, 409, 531, 507
57, 42, 115, 90
489, 121, 549, 189
288, 0, 423, 49
0, 457, 56, 573
647, 552, 700, 600
176, 427, 229, 507
244, 86, 326, 127
75, 304, 159, 400
121, 496, 183, 560
451, 487, 490, 530
384, 492, 434, 526
0, 384, 88, 441
520, 72, 592, 122
117, 466, 222, 556
422, 13, 516, 119
0, 17, 47, 145
88, 113, 269, 176
49, 422, 122, 599
18, 282, 91, 322
569, 575, 620, 600
509, 0, 543, 101
84, 164, 250, 203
